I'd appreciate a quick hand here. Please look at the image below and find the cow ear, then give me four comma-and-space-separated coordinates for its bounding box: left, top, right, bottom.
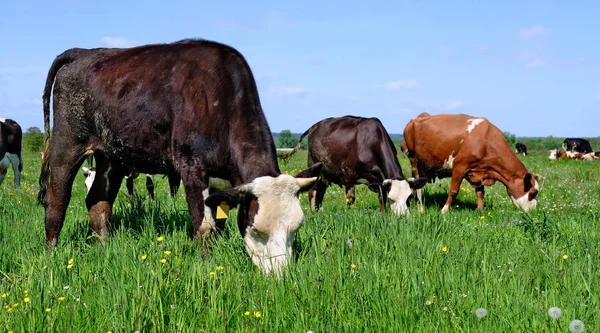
523, 173, 534, 192
295, 162, 323, 178
205, 189, 242, 210
407, 177, 427, 189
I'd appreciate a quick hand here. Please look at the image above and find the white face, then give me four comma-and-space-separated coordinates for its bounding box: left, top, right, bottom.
242, 174, 310, 276
386, 179, 414, 216
510, 179, 539, 212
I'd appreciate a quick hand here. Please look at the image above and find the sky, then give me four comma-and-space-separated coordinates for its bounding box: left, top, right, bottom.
1, 0, 599, 137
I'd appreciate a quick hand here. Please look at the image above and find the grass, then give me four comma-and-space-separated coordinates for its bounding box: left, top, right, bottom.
0, 149, 598, 332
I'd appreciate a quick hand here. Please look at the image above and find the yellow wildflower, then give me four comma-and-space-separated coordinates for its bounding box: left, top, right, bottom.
1, 293, 7, 298
45, 308, 51, 313
58, 297, 65, 302
12, 303, 18, 308
160, 258, 167, 264
216, 266, 224, 271
67, 264, 73, 269
244, 311, 250, 316
24, 297, 30, 303
350, 264, 357, 269
254, 311, 261, 318
24, 290, 28, 296
68, 258, 74, 265
141, 254, 148, 260
157, 236, 164, 242
442, 246, 448, 253
563, 255, 568, 260
7, 308, 12, 313
164, 251, 171, 256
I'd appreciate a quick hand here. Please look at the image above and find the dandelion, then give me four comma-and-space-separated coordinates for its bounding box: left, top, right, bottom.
23, 297, 30, 303
480, 215, 485, 219
244, 311, 250, 316
548, 306, 562, 319
563, 255, 568, 260
68, 258, 74, 265
67, 264, 73, 269
141, 254, 148, 260
157, 236, 164, 242
475, 307, 487, 318
441, 246, 448, 253
216, 266, 224, 271
350, 263, 357, 269
254, 311, 261, 318
160, 258, 167, 264
12, 303, 18, 308
58, 297, 65, 302
569, 319, 584, 333
2, 293, 7, 298
164, 251, 171, 256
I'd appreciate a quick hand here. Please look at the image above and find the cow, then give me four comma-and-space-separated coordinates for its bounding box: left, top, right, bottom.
278, 116, 426, 215
548, 149, 597, 161
0, 118, 23, 188
82, 156, 180, 199
563, 138, 593, 153
403, 113, 539, 214
38, 39, 322, 275
515, 143, 527, 156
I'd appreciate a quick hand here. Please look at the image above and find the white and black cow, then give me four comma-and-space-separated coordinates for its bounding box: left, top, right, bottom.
279, 116, 426, 215
0, 118, 23, 188
38, 40, 322, 275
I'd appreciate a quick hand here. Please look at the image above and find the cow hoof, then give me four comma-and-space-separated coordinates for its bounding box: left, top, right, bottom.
441, 205, 449, 214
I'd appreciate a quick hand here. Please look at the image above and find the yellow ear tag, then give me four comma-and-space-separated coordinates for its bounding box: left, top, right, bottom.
216, 202, 229, 219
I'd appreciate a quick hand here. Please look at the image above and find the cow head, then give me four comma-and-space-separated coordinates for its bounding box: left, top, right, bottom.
548, 149, 560, 160
81, 166, 96, 194
205, 163, 323, 276
380, 177, 427, 215
509, 173, 539, 212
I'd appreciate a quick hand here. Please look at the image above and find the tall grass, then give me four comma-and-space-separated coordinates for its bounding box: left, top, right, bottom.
0, 151, 598, 332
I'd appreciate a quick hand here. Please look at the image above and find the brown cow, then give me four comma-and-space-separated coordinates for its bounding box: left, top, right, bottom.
38, 39, 322, 275
280, 116, 426, 215
403, 113, 539, 213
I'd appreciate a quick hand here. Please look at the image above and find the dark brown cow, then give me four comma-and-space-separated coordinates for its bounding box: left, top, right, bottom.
38, 39, 322, 275
403, 113, 539, 213
280, 116, 426, 215
0, 118, 23, 188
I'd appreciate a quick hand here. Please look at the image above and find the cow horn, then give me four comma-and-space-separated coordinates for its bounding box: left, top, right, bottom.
296, 177, 317, 188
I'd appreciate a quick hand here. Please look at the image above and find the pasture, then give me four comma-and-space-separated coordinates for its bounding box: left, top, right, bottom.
0, 149, 598, 332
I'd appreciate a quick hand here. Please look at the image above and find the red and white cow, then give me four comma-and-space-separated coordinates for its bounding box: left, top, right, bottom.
403, 113, 539, 214
548, 149, 598, 161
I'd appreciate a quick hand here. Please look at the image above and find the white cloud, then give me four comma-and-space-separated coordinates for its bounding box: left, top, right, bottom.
101, 37, 140, 48
526, 58, 546, 68
517, 25, 550, 39
382, 80, 423, 91
266, 86, 307, 98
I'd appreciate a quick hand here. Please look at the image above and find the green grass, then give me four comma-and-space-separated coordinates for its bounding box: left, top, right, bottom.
0, 150, 598, 332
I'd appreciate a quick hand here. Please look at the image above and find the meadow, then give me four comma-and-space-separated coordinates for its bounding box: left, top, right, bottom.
0, 149, 598, 332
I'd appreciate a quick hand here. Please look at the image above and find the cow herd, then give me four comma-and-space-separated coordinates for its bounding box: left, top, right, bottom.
0, 39, 595, 275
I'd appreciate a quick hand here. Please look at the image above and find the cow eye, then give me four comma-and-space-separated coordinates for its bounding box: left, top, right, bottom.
249, 225, 267, 238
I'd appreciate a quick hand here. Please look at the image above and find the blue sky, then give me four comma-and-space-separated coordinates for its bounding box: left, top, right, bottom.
1, 0, 599, 137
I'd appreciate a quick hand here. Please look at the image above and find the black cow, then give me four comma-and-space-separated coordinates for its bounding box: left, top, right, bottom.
38, 39, 322, 275
563, 138, 593, 153
279, 116, 426, 215
515, 143, 527, 156
0, 118, 23, 188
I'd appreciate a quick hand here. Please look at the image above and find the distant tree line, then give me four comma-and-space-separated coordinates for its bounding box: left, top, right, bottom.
23, 127, 44, 152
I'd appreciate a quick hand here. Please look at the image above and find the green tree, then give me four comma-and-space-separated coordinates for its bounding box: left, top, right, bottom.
23, 126, 44, 152
503, 131, 516, 148
277, 130, 298, 148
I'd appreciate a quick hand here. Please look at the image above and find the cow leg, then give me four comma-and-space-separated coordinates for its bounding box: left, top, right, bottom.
475, 186, 485, 210
9, 154, 21, 188
442, 167, 466, 214
178, 160, 210, 239
410, 159, 425, 213
308, 179, 328, 211
344, 185, 355, 206
44, 149, 87, 248
85, 155, 125, 241
168, 173, 181, 197
146, 175, 155, 199
125, 174, 135, 197
0, 168, 7, 186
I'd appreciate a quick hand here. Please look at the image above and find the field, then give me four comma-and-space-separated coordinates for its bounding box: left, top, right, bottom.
0, 149, 598, 332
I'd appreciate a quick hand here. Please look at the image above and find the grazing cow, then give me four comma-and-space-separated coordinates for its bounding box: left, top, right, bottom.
563, 138, 593, 153
0, 118, 23, 188
82, 156, 180, 199
403, 113, 539, 214
515, 143, 527, 156
279, 116, 426, 215
548, 149, 597, 161
38, 39, 321, 275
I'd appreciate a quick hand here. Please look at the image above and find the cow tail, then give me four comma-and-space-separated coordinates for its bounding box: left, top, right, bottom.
276, 127, 312, 160
38, 48, 87, 205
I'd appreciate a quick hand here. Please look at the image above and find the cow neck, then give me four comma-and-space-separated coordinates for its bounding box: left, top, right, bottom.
487, 156, 529, 195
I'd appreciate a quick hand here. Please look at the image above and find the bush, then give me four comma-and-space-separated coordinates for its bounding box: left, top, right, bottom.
23, 126, 44, 152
